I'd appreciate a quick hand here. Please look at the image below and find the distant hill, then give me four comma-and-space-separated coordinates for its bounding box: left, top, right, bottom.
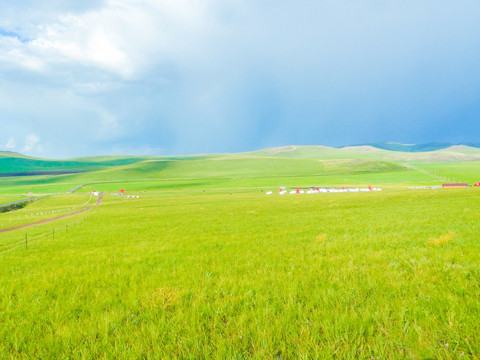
2, 143, 480, 177
0, 153, 151, 176
0, 151, 36, 159
0, 151, 219, 176
347, 142, 480, 152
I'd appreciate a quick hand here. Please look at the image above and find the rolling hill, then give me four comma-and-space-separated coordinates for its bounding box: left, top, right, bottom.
1, 144, 479, 195
347, 142, 480, 152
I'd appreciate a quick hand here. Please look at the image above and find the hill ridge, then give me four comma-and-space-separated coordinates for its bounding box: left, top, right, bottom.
346, 142, 480, 152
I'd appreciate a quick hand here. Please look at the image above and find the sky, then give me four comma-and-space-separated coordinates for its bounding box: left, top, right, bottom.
1, 0, 480, 158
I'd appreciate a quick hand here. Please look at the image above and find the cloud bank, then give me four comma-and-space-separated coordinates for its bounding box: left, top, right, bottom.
1, 0, 480, 157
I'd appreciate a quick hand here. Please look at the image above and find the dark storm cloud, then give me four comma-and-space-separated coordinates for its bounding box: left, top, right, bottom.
1, 0, 480, 157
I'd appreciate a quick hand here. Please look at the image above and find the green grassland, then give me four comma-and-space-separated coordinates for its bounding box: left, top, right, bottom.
0, 194, 30, 205
0, 151, 217, 176
0, 146, 479, 358
1, 145, 479, 195
0, 194, 95, 229
0, 149, 438, 195
411, 161, 480, 185
0, 152, 149, 174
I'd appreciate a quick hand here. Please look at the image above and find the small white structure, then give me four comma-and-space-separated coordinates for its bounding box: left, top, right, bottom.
266, 191, 273, 195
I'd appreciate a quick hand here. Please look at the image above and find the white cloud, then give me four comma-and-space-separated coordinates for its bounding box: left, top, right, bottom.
0, 36, 45, 71
1, 1, 480, 158
0, 0, 222, 80
22, 134, 41, 153
3, 137, 16, 150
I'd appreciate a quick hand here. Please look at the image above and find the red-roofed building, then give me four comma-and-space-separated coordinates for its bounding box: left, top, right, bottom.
442, 183, 469, 188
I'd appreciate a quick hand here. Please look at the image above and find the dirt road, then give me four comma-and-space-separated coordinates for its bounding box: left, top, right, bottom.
0, 194, 103, 234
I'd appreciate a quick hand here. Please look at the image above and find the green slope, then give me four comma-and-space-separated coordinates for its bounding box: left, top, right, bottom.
411, 161, 480, 184
0, 155, 149, 175
56, 157, 406, 185
1, 145, 479, 195
247, 145, 480, 162
245, 145, 390, 159
0, 152, 223, 176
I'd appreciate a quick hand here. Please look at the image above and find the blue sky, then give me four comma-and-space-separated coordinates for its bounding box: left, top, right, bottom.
1, 0, 480, 158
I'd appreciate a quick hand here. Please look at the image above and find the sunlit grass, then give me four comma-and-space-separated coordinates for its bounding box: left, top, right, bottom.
0, 189, 479, 358
1, 150, 479, 357
0, 194, 95, 229
427, 230, 456, 246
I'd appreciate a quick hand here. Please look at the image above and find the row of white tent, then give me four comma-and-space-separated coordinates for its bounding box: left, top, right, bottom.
23, 208, 75, 217
110, 194, 140, 198
408, 186, 443, 190
266, 188, 382, 195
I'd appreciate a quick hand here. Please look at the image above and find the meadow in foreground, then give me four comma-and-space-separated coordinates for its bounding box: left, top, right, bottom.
1, 187, 479, 359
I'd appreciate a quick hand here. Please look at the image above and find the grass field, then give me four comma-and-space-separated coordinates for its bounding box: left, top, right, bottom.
0, 195, 30, 205
412, 161, 480, 185
0, 194, 95, 229
0, 147, 479, 358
